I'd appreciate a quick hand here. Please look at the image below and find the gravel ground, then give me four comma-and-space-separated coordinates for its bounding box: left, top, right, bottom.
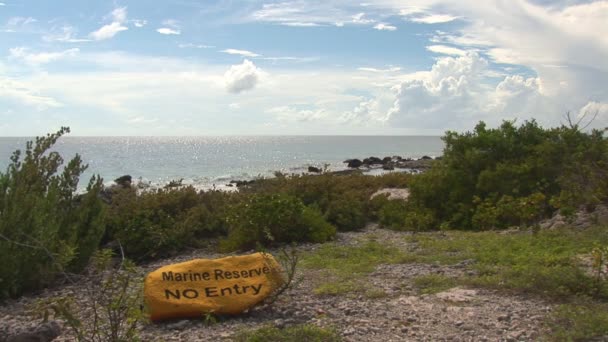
1, 225, 554, 342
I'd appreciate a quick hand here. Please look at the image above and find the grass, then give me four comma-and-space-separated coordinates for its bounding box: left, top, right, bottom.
412, 274, 458, 295
403, 226, 608, 340
233, 324, 341, 342
545, 302, 608, 341
405, 226, 608, 299
301, 240, 407, 296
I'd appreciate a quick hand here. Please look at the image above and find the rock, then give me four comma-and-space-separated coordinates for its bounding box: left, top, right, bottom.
382, 157, 392, 164
307, 166, 321, 173
114, 175, 132, 188
344, 159, 363, 168
363, 156, 383, 165
435, 287, 477, 303
420, 156, 432, 160
7, 321, 61, 342
144, 253, 284, 321
382, 164, 395, 171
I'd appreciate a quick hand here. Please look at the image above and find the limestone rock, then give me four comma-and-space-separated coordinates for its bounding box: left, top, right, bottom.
144, 253, 284, 321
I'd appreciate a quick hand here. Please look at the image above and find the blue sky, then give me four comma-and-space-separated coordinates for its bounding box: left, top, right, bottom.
0, 0, 607, 135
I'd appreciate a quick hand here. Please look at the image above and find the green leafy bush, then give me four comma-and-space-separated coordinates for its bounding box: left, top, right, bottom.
326, 192, 367, 231
104, 186, 232, 260
0, 128, 105, 299
221, 194, 336, 251
406, 120, 608, 230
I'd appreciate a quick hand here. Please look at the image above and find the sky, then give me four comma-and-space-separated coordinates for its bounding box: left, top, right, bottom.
0, 0, 607, 136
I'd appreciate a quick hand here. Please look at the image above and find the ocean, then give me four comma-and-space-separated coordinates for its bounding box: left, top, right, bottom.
0, 136, 444, 190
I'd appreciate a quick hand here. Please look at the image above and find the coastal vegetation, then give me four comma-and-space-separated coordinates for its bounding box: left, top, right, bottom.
1, 119, 608, 340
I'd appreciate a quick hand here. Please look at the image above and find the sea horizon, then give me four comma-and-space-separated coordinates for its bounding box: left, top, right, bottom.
0, 136, 445, 191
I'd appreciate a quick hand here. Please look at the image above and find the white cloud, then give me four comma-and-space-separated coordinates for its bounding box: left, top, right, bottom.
352, 12, 374, 24
358, 66, 401, 73
132, 19, 147, 28
178, 43, 214, 49
269, 106, 327, 122
282, 22, 323, 27
224, 59, 263, 94
0, 3, 6, 6
89, 7, 128, 40
89, 22, 128, 40
157, 19, 181, 35
426, 44, 466, 56
43, 25, 90, 43
111, 7, 127, 23
373, 23, 396, 31
0, 76, 62, 110
157, 27, 180, 35
410, 14, 458, 24
9, 47, 80, 65
221, 49, 261, 58
2, 16, 36, 32
229, 103, 240, 110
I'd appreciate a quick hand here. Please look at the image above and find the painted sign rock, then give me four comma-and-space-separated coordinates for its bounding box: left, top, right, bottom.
144, 253, 284, 321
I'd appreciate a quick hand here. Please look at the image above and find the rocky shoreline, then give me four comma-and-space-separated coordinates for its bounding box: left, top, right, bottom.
1, 225, 555, 342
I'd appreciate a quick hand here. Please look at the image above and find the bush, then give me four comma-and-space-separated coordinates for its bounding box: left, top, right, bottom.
32, 249, 145, 342
221, 194, 336, 251
406, 120, 608, 230
326, 192, 367, 231
0, 128, 105, 299
104, 186, 232, 260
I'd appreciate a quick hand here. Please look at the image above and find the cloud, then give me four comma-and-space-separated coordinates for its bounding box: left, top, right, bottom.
178, 43, 214, 49
282, 22, 323, 27
373, 23, 396, 31
358, 66, 401, 73
2, 16, 36, 32
89, 22, 128, 40
352, 12, 374, 24
224, 59, 262, 94
268, 106, 327, 122
426, 45, 466, 56
0, 76, 62, 110
9, 47, 80, 65
43, 25, 90, 43
157, 27, 180, 35
221, 49, 261, 58
0, 3, 5, 6
410, 14, 458, 24
132, 19, 147, 28
89, 7, 128, 40
157, 19, 181, 35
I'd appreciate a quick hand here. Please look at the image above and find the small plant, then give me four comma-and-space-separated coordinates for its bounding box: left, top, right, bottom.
32, 249, 146, 342
591, 245, 608, 294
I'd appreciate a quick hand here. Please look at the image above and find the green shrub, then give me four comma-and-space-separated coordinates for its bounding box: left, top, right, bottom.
406, 120, 608, 230
221, 194, 336, 251
105, 186, 231, 260
326, 192, 367, 231
0, 128, 105, 299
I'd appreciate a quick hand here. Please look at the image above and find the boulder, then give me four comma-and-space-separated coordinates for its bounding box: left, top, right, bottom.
382, 157, 392, 164
363, 156, 383, 165
419, 155, 432, 160
114, 175, 132, 188
344, 159, 363, 168
144, 253, 284, 321
308, 166, 322, 173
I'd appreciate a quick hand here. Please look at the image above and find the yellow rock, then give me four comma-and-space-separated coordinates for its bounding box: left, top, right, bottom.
144, 253, 284, 321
